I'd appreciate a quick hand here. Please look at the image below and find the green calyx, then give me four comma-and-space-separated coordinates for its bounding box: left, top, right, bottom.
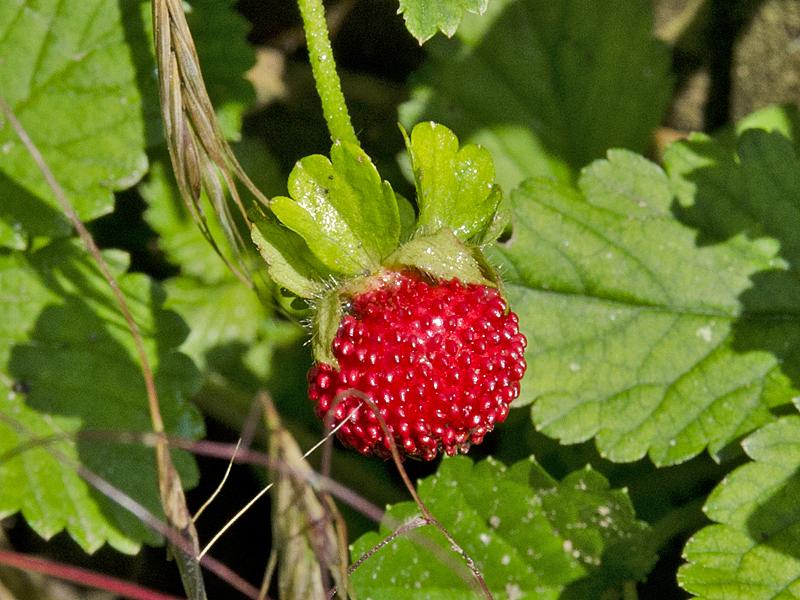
250, 122, 506, 364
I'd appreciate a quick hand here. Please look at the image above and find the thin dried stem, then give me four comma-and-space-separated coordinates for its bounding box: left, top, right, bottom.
0, 549, 184, 600
321, 390, 493, 599
192, 439, 241, 524
0, 97, 165, 439
197, 403, 360, 559
240, 393, 265, 451
0, 417, 386, 528
0, 414, 261, 600
261, 392, 350, 599
258, 550, 278, 600
0, 95, 208, 599
346, 516, 428, 576
331, 510, 490, 599
0, 416, 491, 598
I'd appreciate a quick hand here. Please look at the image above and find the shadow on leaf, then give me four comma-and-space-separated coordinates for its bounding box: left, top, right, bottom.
669, 122, 800, 565
0, 173, 72, 247
402, 0, 672, 187
745, 464, 800, 562
7, 241, 202, 550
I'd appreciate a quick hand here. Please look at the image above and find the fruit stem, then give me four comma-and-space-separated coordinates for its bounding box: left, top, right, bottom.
297, 0, 359, 146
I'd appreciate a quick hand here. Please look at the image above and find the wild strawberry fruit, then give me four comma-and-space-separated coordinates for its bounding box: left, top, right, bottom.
307, 270, 527, 460
252, 122, 526, 459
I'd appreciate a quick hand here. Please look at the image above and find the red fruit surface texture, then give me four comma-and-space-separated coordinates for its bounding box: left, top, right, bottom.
307, 270, 527, 460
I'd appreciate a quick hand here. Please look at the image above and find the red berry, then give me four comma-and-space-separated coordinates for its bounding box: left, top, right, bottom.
307, 270, 527, 460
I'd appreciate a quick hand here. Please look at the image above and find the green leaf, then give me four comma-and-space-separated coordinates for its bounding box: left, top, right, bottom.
491, 139, 799, 466
396, 192, 417, 242
667, 130, 800, 265
142, 149, 311, 389
0, 0, 148, 249
270, 142, 400, 276
0, 240, 203, 553
404, 122, 501, 242
163, 271, 306, 393
328, 141, 402, 261
250, 216, 330, 298
350, 456, 654, 598
400, 0, 671, 191
398, 0, 489, 43
162, 275, 268, 372
733, 104, 800, 146
388, 229, 489, 284
678, 416, 800, 599
141, 160, 231, 284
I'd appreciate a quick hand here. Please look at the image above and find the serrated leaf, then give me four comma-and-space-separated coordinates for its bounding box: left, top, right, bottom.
329, 141, 402, 261
350, 456, 653, 598
667, 129, 800, 266
271, 142, 400, 276
490, 137, 800, 466
388, 229, 489, 284
162, 275, 270, 372
0, 240, 203, 553
0, 0, 148, 249
733, 104, 800, 147
404, 122, 501, 242
400, 0, 671, 191
678, 416, 800, 599
398, 0, 489, 43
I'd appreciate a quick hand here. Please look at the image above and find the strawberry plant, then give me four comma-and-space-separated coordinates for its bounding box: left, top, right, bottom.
1, 0, 799, 599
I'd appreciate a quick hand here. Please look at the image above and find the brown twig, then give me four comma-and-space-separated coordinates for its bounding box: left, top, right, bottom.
0, 549, 184, 600
0, 417, 385, 529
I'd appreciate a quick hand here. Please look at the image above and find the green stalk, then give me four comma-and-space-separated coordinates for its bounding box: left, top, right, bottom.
297, 0, 359, 146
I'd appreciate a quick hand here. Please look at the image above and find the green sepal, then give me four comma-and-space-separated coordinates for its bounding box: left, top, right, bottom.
329, 142, 402, 261
473, 185, 508, 245
250, 213, 331, 298
395, 191, 417, 242
387, 228, 493, 285
403, 121, 501, 242
312, 289, 344, 366
270, 142, 401, 276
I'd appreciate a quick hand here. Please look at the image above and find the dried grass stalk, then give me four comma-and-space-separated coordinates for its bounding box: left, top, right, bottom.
152, 0, 271, 286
